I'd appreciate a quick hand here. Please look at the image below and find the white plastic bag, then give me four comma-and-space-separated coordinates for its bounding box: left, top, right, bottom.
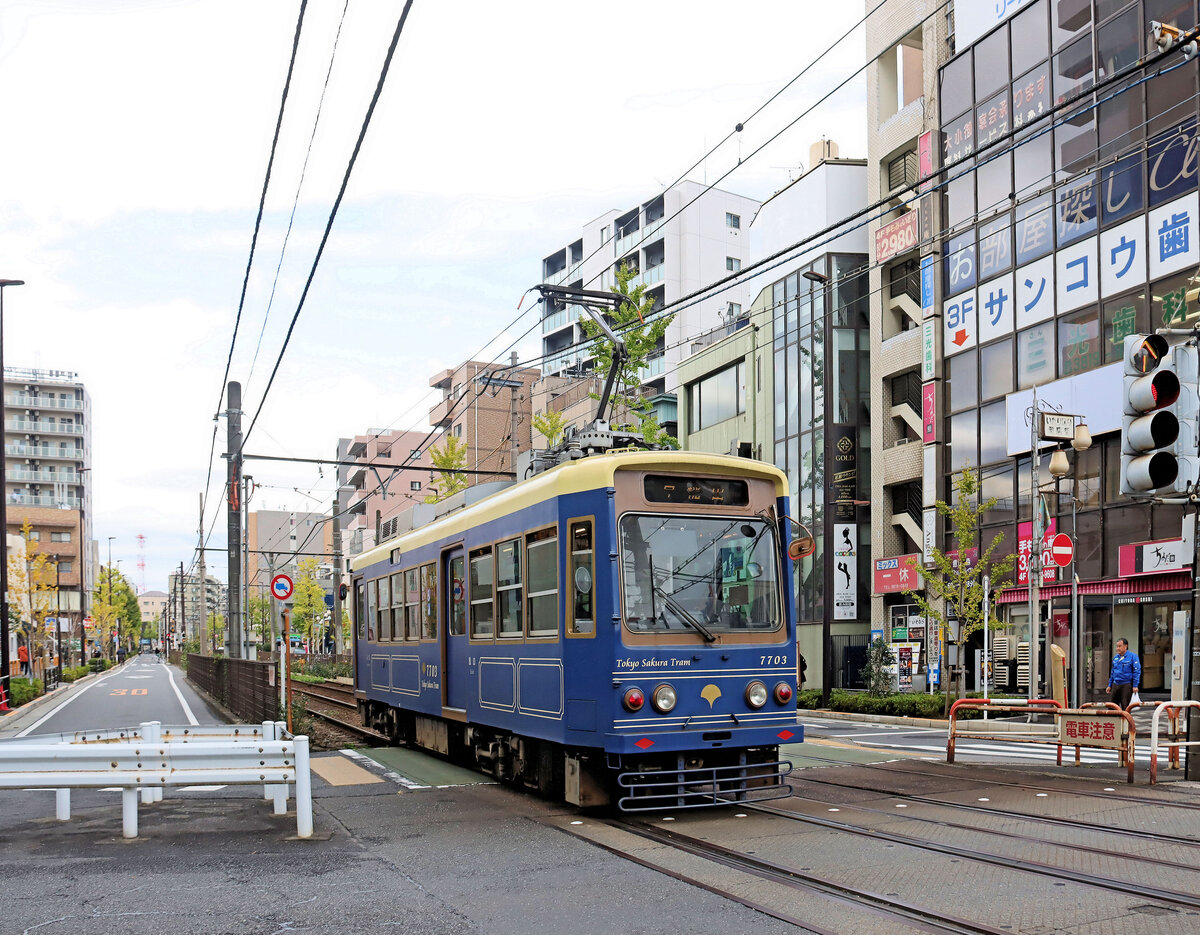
1131, 690, 1141, 706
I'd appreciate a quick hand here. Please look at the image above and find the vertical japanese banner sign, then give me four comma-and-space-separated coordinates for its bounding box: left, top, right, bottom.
927, 621, 942, 687
917, 130, 934, 193
922, 382, 937, 442
832, 425, 859, 620
833, 522, 858, 620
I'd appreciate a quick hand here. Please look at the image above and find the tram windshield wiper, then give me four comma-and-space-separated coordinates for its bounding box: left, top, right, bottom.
652, 583, 716, 643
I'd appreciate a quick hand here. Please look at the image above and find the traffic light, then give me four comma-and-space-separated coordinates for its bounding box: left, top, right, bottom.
1121, 333, 1200, 495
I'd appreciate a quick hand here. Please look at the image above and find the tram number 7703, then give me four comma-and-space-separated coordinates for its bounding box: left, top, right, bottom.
760, 655, 789, 666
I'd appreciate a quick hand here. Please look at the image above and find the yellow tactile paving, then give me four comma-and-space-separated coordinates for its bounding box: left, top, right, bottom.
310, 754, 384, 786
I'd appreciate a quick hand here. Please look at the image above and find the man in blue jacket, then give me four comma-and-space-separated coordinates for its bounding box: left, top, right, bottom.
1107, 638, 1141, 709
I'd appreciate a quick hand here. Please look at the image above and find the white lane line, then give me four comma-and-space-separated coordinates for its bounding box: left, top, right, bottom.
15, 669, 125, 737
164, 666, 199, 726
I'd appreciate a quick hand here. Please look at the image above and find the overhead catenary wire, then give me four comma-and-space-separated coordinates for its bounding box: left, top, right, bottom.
246, 0, 352, 395
240, 0, 417, 454
202, 1, 310, 521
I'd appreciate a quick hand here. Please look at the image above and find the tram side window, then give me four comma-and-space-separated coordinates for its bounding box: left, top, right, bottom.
366, 578, 377, 641
496, 537, 523, 637
570, 520, 594, 635
355, 582, 366, 640
392, 573, 405, 641
449, 555, 466, 636
404, 568, 421, 640
420, 563, 438, 639
526, 528, 558, 637
377, 575, 392, 641
469, 547, 494, 637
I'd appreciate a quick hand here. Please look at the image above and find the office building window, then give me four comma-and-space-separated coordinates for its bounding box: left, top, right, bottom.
410, 481, 421, 491
726, 256, 741, 272
50, 531, 71, 542
726, 212, 741, 229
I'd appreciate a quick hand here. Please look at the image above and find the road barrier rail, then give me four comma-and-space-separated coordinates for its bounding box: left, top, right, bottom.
1147, 699, 1199, 784
948, 698, 1137, 783
0, 720, 312, 839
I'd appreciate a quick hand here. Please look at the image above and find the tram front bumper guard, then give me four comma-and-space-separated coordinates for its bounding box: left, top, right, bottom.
616, 759, 793, 812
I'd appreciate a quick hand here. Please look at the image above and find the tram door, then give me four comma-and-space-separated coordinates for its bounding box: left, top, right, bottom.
443, 549, 468, 710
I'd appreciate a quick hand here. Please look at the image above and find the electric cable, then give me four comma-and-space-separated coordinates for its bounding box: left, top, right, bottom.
240, 0, 417, 453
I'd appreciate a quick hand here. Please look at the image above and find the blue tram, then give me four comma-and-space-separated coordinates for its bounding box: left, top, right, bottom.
350, 450, 801, 810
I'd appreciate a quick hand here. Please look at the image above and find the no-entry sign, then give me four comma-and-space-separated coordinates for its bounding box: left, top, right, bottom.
1051, 533, 1074, 567
271, 573, 294, 601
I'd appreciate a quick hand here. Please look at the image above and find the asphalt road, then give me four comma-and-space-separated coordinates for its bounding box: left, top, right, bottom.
0, 655, 224, 739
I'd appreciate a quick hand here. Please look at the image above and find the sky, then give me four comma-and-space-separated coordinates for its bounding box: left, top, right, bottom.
0, 0, 868, 592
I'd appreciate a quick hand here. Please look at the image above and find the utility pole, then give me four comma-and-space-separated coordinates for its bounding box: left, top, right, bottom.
197, 493, 208, 655
510, 351, 520, 476
331, 510, 343, 656
179, 561, 186, 652
225, 382, 243, 658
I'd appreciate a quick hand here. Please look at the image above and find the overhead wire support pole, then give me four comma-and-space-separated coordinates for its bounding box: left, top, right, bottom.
226, 382, 243, 659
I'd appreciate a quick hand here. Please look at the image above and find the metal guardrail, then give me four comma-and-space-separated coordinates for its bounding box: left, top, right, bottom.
1148, 700, 1199, 784
947, 698, 1137, 783
0, 720, 312, 839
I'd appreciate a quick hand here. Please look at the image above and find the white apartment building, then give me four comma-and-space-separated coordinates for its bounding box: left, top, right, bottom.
3, 366, 94, 652
538, 180, 762, 398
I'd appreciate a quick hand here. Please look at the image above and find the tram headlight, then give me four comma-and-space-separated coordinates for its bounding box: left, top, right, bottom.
745, 680, 768, 709
774, 682, 793, 705
651, 683, 677, 714
623, 687, 646, 712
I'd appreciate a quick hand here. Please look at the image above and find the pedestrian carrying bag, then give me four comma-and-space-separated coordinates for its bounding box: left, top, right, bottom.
1131, 690, 1141, 705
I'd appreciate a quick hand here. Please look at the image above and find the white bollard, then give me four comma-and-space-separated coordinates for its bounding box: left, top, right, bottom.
55, 789, 70, 821
294, 735, 313, 838
122, 788, 139, 839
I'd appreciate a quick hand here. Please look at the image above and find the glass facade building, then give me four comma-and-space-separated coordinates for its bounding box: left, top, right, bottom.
931, 0, 1199, 699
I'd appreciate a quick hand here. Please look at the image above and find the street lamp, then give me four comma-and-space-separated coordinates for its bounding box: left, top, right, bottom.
1025, 394, 1090, 701
803, 269, 838, 706
0, 278, 25, 701
106, 536, 114, 660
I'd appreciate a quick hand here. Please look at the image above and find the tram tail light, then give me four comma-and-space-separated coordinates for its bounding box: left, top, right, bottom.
773, 682, 793, 705
623, 687, 646, 712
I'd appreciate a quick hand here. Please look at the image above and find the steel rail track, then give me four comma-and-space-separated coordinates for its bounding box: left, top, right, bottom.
608, 817, 1018, 935
745, 800, 1200, 911
786, 755, 1200, 846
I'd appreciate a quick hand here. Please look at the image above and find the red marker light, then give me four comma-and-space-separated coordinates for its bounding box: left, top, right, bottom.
774, 682, 793, 705
623, 687, 646, 712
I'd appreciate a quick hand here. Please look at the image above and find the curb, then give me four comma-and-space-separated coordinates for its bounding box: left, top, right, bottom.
0, 662, 128, 730
799, 709, 950, 730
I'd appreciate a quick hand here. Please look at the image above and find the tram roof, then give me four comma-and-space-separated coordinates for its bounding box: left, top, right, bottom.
350, 449, 787, 573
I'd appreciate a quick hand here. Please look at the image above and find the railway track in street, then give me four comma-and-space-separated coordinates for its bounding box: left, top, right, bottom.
290, 679, 386, 744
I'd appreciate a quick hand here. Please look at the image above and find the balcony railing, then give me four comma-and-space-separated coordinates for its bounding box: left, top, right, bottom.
5, 443, 82, 459
5, 419, 83, 435
613, 217, 663, 258
639, 352, 665, 379
638, 264, 665, 286
6, 468, 82, 483
541, 304, 583, 333
7, 494, 81, 509
5, 394, 84, 411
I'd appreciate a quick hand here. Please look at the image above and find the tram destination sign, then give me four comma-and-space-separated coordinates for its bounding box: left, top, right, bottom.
643, 475, 749, 506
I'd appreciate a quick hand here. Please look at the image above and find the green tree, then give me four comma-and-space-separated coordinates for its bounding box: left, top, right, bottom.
247, 594, 273, 647
208, 612, 226, 653
8, 520, 59, 660
578, 261, 677, 447
862, 637, 898, 697
424, 435, 469, 503
532, 409, 567, 448
290, 558, 326, 649
903, 467, 1016, 713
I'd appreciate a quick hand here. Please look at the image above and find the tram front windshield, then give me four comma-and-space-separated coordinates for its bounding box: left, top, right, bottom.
620, 514, 782, 636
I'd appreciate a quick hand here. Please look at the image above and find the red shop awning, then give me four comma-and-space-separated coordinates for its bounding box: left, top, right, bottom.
996, 571, 1193, 604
